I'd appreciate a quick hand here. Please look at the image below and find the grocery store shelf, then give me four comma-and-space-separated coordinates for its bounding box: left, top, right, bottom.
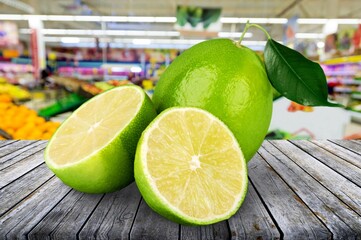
322, 55, 361, 65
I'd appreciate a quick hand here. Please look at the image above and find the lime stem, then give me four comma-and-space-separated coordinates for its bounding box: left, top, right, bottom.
239, 21, 272, 43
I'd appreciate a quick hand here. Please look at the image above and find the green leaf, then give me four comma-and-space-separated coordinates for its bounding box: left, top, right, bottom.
176, 6, 188, 27
264, 39, 342, 107
187, 16, 201, 27
202, 9, 221, 29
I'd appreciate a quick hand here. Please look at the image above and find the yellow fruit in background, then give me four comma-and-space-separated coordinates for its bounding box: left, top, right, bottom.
0, 100, 61, 140
34, 116, 46, 125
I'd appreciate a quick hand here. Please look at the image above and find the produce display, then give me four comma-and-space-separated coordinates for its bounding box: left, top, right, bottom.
38, 93, 88, 118
0, 80, 31, 101
0, 97, 60, 140
322, 56, 361, 111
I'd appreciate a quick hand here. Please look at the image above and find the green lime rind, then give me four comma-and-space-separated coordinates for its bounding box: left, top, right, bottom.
134, 107, 248, 225
44, 85, 157, 194
152, 38, 273, 162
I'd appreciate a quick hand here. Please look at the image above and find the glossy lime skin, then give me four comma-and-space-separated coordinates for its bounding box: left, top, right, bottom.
152, 39, 273, 162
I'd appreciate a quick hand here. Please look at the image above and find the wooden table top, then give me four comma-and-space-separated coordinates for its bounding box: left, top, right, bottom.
1, 140, 361, 239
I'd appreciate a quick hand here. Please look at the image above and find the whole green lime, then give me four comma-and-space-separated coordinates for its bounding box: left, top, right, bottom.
152, 39, 273, 162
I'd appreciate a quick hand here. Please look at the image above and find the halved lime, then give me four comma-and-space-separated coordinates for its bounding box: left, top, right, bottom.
44, 85, 157, 193
135, 107, 248, 225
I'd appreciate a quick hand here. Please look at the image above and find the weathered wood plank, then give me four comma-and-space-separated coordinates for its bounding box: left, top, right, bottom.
0, 140, 35, 158
248, 151, 331, 239
0, 140, 17, 148
181, 221, 229, 240
228, 181, 280, 240
0, 163, 53, 217
311, 140, 361, 169
271, 140, 361, 216
0, 148, 46, 188
330, 140, 361, 157
78, 183, 142, 240
0, 177, 71, 240
28, 190, 103, 240
291, 140, 361, 187
129, 199, 179, 240
0, 141, 46, 170
350, 140, 361, 146
261, 142, 361, 239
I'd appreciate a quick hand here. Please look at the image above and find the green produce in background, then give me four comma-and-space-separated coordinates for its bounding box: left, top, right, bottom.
176, 5, 222, 29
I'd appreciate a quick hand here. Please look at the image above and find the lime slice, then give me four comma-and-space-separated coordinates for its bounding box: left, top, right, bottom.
135, 107, 248, 225
44, 85, 157, 193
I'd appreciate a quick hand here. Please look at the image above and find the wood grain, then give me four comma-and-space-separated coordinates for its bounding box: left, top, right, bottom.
248, 151, 331, 239
291, 140, 361, 186
0, 140, 46, 170
0, 140, 360, 239
0, 177, 71, 240
261, 141, 361, 238
311, 140, 361, 169
28, 189, 103, 240
181, 221, 229, 240
228, 181, 280, 240
0, 140, 36, 158
0, 140, 17, 148
78, 183, 142, 240
129, 199, 179, 240
0, 147, 47, 188
330, 139, 361, 157
0, 163, 54, 217
271, 140, 361, 216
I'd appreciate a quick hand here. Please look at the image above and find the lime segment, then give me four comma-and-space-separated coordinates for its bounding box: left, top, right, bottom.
45, 85, 157, 193
135, 107, 248, 225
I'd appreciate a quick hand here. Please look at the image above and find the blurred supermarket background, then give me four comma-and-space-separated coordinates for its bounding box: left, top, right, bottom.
0, 0, 361, 140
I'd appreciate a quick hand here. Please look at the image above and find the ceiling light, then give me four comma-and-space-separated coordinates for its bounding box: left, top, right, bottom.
60, 37, 80, 44
101, 16, 128, 22
297, 18, 328, 24
0, 14, 25, 20
43, 37, 268, 50
130, 66, 142, 73
20, 28, 181, 37
67, 29, 96, 35
74, 16, 102, 22
44, 37, 62, 42
29, 15, 48, 21
42, 29, 68, 35
0, 14, 360, 25
46, 15, 75, 21
220, 17, 287, 24
220, 18, 240, 23
154, 17, 177, 23
248, 18, 288, 24
334, 19, 361, 24
241, 41, 267, 46
317, 42, 325, 48
295, 33, 325, 39
132, 39, 152, 45
218, 32, 252, 38
127, 17, 155, 22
